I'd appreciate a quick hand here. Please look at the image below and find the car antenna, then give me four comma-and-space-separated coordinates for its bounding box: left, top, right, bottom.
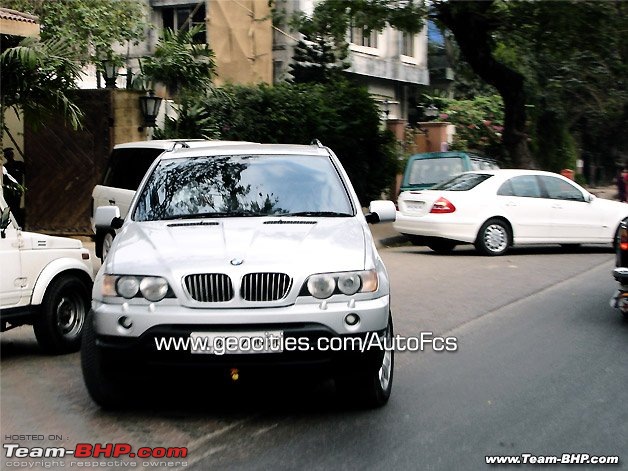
310, 139, 324, 148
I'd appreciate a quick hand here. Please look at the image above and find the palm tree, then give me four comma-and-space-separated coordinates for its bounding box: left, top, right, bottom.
1, 36, 84, 154
140, 25, 216, 99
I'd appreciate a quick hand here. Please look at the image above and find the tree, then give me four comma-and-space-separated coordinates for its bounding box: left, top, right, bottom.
289, 37, 348, 84
433, 1, 532, 167
155, 80, 398, 203
3, 0, 148, 63
429, 95, 505, 158
140, 25, 216, 99
295, 0, 628, 173
1, 0, 149, 155
1, 36, 84, 153
290, 0, 426, 69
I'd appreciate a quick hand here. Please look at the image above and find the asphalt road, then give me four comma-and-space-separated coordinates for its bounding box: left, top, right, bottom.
1, 243, 626, 470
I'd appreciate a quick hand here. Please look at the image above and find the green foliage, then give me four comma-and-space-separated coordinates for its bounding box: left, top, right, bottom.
140, 26, 216, 98
1, 37, 84, 132
532, 112, 577, 174
428, 95, 505, 159
3, 0, 148, 63
289, 37, 348, 84
291, 0, 426, 74
153, 90, 226, 140
438, 0, 628, 171
157, 80, 397, 203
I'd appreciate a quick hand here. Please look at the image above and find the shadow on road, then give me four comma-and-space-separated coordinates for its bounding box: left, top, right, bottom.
397, 244, 614, 257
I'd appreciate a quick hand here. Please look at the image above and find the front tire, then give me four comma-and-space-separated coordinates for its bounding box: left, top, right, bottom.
475, 218, 510, 256
336, 316, 394, 408
101, 232, 114, 262
81, 312, 131, 409
33, 275, 89, 354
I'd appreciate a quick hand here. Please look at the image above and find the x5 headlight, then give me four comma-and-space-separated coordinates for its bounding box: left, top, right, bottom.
102, 275, 172, 302
302, 270, 378, 299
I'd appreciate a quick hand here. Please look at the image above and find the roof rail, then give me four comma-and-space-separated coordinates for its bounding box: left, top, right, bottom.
169, 141, 191, 151
310, 139, 324, 148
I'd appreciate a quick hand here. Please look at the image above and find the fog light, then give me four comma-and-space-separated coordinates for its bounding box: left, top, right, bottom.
118, 316, 133, 329
345, 313, 360, 326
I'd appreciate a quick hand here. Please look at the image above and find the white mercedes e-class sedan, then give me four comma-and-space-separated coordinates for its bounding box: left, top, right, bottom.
394, 169, 627, 255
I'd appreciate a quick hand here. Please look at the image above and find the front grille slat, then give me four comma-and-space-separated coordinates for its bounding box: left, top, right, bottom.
185, 272, 292, 302
184, 274, 233, 302
241, 272, 292, 301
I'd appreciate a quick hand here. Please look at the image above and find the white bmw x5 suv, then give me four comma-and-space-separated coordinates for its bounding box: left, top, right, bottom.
83, 142, 396, 408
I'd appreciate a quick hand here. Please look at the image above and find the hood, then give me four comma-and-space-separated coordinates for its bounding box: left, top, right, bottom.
21, 232, 83, 250
106, 217, 368, 276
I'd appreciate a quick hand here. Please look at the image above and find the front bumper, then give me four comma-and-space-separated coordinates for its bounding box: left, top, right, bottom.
94, 322, 387, 373
92, 295, 390, 338
91, 296, 390, 372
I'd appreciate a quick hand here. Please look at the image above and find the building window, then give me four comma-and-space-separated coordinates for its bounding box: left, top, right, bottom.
401, 32, 414, 57
162, 3, 206, 44
350, 24, 379, 48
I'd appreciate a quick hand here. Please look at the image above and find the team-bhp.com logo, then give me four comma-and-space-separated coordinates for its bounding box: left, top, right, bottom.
4, 443, 188, 459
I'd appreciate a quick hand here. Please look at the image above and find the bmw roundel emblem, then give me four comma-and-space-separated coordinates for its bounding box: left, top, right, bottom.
230, 258, 244, 266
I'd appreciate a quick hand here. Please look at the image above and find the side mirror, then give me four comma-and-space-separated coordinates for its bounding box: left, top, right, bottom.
94, 206, 123, 229
365, 200, 396, 224
587, 193, 596, 203
0, 206, 11, 238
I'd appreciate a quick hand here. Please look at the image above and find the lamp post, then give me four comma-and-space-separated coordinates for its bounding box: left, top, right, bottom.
101, 60, 118, 89
139, 90, 163, 131
382, 99, 391, 120
424, 104, 439, 119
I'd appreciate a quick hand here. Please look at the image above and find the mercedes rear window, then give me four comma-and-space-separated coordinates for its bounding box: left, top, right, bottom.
431, 173, 493, 191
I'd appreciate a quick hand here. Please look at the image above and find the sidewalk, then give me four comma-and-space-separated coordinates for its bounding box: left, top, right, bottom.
587, 185, 618, 200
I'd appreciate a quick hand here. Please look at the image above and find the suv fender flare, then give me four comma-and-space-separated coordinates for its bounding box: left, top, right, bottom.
30, 258, 94, 306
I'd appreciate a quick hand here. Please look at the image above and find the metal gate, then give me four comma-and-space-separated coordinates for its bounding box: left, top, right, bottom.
24, 90, 112, 234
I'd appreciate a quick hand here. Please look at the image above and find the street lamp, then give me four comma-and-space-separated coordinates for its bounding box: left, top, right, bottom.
101, 60, 118, 89
424, 104, 439, 119
382, 99, 391, 120
139, 90, 163, 130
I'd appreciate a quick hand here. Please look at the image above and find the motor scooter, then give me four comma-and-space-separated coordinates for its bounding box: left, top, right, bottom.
610, 221, 628, 318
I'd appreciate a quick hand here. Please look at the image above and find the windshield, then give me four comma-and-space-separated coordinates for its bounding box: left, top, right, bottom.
407, 157, 464, 186
133, 154, 354, 221
431, 173, 493, 191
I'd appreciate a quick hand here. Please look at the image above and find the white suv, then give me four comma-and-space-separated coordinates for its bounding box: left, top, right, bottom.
0, 191, 94, 353
92, 139, 247, 261
83, 142, 396, 408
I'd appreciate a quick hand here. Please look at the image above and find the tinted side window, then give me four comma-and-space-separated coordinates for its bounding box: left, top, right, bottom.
102, 148, 164, 190
539, 176, 584, 202
498, 176, 541, 198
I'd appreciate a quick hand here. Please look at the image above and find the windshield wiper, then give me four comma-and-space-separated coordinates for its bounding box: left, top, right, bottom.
282, 211, 352, 217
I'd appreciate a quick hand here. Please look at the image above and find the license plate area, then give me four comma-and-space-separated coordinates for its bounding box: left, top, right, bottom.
190, 331, 284, 354
404, 201, 426, 212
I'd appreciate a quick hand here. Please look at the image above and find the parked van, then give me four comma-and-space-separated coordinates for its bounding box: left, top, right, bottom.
399, 152, 499, 192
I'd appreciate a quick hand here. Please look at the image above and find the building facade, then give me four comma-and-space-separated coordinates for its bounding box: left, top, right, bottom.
272, 0, 430, 122
80, 0, 428, 126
